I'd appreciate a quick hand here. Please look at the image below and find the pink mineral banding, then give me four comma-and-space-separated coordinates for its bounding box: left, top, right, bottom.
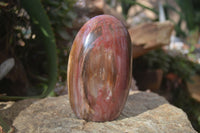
67, 15, 132, 122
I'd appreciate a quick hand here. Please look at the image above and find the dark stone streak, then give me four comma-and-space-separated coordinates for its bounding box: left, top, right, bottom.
78, 46, 84, 62
79, 27, 102, 63
80, 26, 103, 112
82, 49, 93, 112
108, 24, 114, 32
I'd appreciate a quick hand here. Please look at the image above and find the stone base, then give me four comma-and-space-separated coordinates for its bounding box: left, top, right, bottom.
1, 91, 197, 133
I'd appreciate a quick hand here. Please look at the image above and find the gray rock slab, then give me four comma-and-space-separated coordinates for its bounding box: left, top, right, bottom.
0, 98, 38, 126
12, 91, 197, 133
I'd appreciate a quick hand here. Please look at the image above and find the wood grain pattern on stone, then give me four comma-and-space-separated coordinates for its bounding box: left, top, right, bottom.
67, 15, 132, 122
129, 21, 174, 58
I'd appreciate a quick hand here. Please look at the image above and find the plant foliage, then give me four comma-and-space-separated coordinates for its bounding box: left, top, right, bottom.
134, 49, 200, 81
42, 0, 76, 41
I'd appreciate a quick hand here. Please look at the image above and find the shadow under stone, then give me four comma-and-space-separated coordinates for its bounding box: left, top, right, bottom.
118, 91, 168, 120
0, 98, 38, 126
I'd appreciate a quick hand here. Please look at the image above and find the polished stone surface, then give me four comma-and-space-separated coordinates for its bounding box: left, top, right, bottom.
67, 15, 132, 121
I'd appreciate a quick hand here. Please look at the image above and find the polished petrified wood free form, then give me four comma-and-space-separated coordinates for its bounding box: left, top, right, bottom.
67, 15, 132, 122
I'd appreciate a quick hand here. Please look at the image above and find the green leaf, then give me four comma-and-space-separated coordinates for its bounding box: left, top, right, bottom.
46, 0, 59, 6
175, 0, 195, 30
127, 1, 158, 14
67, 11, 77, 20
0, 1, 8, 7
62, 20, 72, 28
61, 2, 69, 11
57, 28, 70, 40
0, 0, 57, 100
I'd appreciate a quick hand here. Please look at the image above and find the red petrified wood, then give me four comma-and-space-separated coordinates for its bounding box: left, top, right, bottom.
67, 15, 132, 122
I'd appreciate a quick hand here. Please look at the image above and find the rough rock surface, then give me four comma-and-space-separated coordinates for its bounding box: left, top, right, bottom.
129, 21, 174, 58
187, 75, 200, 102
129, 21, 174, 49
13, 91, 197, 133
0, 98, 37, 126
